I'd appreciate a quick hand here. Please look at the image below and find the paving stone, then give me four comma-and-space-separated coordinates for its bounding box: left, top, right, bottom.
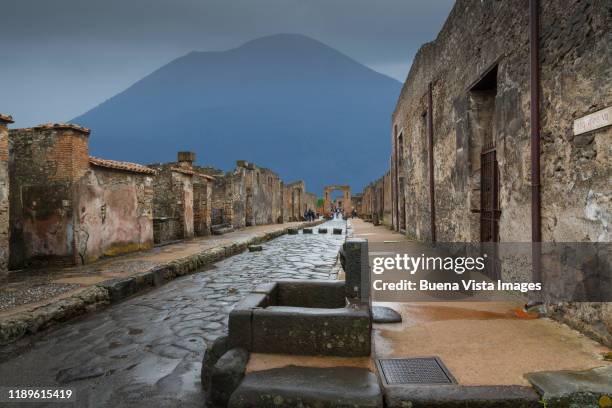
372, 306, 402, 323
526, 365, 612, 408
0, 220, 346, 407
229, 366, 382, 408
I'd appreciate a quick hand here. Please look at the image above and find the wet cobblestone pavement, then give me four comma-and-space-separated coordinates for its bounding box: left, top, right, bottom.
0, 220, 346, 407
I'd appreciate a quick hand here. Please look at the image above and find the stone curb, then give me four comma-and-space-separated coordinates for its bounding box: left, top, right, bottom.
0, 220, 324, 346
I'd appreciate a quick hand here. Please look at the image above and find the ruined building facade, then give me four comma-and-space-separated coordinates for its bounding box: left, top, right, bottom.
148, 152, 214, 244
359, 171, 391, 226
197, 161, 286, 230
360, 0, 610, 345
0, 115, 12, 282
8, 124, 156, 268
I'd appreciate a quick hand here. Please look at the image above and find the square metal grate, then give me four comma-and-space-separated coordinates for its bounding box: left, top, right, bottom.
376, 357, 457, 385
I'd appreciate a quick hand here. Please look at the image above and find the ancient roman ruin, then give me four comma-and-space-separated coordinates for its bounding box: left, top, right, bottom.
0, 1, 610, 407
0, 122, 320, 273
357, 0, 611, 346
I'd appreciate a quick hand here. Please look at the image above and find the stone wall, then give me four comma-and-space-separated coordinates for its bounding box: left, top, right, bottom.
75, 161, 155, 263
284, 181, 305, 222
9, 123, 155, 267
0, 115, 12, 282
386, 0, 610, 345
148, 153, 198, 244
197, 161, 284, 228
359, 171, 392, 226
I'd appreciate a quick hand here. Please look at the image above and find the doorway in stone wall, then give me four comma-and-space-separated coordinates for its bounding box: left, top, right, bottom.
469, 63, 501, 279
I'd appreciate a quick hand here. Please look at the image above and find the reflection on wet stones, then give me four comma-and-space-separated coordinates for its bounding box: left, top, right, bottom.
0, 220, 346, 407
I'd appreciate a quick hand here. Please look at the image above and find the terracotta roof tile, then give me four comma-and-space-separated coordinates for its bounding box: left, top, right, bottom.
0, 114, 14, 124
90, 157, 156, 175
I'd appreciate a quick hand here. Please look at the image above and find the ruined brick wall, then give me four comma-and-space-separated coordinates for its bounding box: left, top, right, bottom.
390, 0, 611, 344
382, 170, 392, 226
0, 115, 12, 281
75, 165, 154, 263
193, 174, 212, 236
237, 161, 284, 226
351, 194, 363, 217
197, 167, 232, 227
284, 181, 305, 222
148, 163, 194, 244
9, 124, 90, 267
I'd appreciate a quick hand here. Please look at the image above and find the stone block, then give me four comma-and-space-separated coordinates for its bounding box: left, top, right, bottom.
342, 238, 370, 303
275, 279, 345, 308
248, 245, 263, 252
287, 228, 298, 235
318, 228, 328, 234
333, 228, 343, 235
209, 348, 250, 407
302, 228, 313, 234
251, 305, 371, 357
229, 366, 382, 408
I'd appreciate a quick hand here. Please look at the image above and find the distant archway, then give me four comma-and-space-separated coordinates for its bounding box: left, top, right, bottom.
323, 185, 351, 216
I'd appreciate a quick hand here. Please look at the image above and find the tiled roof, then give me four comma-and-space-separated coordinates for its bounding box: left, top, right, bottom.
32, 123, 91, 134
0, 114, 14, 124
90, 157, 157, 175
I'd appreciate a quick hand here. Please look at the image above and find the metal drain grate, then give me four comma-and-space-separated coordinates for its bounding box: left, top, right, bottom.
376, 357, 456, 385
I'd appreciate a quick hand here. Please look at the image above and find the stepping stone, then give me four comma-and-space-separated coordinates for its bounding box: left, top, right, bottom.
287, 228, 298, 235
229, 366, 382, 408
248, 245, 263, 252
318, 228, 328, 234
302, 228, 313, 234
526, 365, 612, 408
372, 306, 402, 323
210, 348, 250, 407
333, 228, 343, 235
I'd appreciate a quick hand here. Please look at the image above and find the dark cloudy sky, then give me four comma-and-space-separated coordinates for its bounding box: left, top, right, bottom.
0, 0, 454, 127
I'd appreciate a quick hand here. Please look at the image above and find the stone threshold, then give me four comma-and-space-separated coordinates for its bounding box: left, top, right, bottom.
0, 220, 324, 349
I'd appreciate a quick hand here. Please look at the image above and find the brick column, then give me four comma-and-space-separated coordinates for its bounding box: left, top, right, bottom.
0, 114, 12, 282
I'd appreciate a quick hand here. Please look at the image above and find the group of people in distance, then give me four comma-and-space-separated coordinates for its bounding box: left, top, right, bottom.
303, 208, 317, 221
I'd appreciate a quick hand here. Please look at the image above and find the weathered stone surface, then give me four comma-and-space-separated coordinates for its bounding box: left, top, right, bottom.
287, 228, 298, 235
209, 348, 249, 407
56, 364, 107, 384
250, 305, 371, 357
302, 228, 313, 234
0, 220, 328, 346
384, 385, 540, 408
248, 245, 263, 252
229, 366, 382, 408
0, 220, 345, 406
202, 335, 230, 391
526, 365, 612, 408
9, 124, 154, 268
318, 228, 328, 234
275, 279, 345, 309
372, 306, 402, 323
333, 228, 343, 235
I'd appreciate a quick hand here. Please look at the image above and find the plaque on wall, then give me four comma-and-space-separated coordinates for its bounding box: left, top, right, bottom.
573, 106, 612, 136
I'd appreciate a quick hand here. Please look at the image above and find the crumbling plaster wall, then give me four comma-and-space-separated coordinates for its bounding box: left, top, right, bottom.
390, 0, 611, 345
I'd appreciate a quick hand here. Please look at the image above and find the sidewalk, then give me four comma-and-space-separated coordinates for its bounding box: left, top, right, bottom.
0, 220, 322, 347
350, 218, 611, 387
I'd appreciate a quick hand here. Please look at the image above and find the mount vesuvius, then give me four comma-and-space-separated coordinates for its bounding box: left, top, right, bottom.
72, 34, 402, 194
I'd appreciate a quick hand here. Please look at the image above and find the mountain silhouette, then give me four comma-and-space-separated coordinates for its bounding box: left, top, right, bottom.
72, 34, 401, 194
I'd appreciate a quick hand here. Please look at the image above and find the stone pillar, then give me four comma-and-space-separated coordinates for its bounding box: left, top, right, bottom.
0, 114, 12, 282
343, 238, 370, 305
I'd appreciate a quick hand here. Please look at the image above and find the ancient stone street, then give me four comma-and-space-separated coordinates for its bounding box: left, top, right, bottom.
0, 219, 346, 408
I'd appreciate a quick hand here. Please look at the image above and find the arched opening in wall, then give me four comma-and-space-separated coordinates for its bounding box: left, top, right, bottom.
468, 63, 501, 278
